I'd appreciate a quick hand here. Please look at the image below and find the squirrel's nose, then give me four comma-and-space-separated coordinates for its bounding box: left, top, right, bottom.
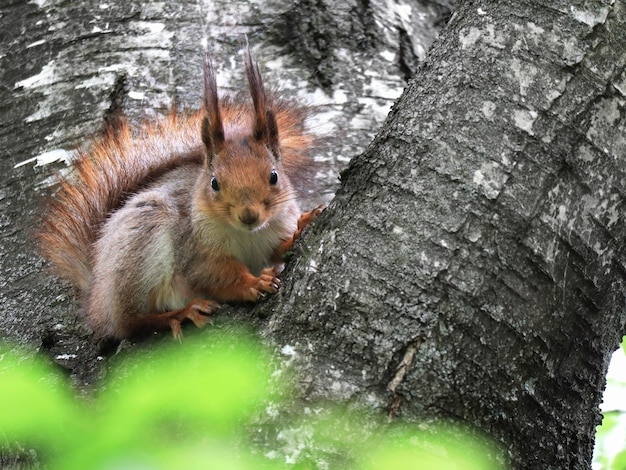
239, 208, 259, 226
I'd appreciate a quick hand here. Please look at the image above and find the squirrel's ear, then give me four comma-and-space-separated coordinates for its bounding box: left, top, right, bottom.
244, 42, 280, 158
201, 116, 222, 166
265, 109, 281, 159
202, 52, 224, 163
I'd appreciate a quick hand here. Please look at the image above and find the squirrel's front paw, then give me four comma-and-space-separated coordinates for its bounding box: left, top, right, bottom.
247, 266, 282, 300
258, 266, 282, 293
297, 204, 326, 232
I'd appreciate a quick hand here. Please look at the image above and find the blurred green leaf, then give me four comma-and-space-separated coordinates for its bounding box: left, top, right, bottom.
0, 345, 79, 450
612, 448, 626, 470
362, 424, 502, 470
59, 331, 277, 469
58, 439, 284, 470
595, 410, 626, 469
598, 411, 622, 437
104, 333, 273, 429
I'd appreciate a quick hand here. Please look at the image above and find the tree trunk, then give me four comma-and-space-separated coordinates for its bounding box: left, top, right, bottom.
1, 0, 624, 468
259, 1, 626, 468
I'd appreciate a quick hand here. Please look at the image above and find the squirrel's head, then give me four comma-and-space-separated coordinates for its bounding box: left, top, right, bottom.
199, 47, 291, 232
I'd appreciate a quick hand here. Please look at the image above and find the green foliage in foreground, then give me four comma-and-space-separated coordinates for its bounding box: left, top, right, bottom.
593, 337, 626, 470
0, 332, 501, 469
595, 411, 626, 470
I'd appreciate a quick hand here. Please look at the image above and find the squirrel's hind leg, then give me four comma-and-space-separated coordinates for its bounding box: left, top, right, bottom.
125, 299, 219, 340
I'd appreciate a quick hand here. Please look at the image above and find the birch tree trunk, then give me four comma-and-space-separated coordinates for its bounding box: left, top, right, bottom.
1, 0, 624, 468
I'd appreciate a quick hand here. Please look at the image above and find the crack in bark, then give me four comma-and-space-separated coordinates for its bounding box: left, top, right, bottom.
103, 73, 128, 134
386, 336, 422, 421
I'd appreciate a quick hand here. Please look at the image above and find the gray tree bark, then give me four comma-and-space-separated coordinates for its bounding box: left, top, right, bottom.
259, 1, 626, 468
1, 0, 624, 469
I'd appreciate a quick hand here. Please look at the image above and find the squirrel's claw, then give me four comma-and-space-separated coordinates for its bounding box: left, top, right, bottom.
168, 298, 219, 340
170, 319, 184, 342
245, 266, 283, 300
258, 267, 282, 294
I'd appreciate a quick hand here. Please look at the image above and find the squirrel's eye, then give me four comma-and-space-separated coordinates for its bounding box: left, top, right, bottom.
210, 176, 220, 191
269, 169, 278, 186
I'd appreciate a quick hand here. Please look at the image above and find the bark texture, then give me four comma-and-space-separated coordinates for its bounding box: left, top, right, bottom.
261, 1, 626, 468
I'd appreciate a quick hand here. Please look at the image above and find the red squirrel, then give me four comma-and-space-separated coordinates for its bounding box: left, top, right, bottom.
36, 47, 324, 339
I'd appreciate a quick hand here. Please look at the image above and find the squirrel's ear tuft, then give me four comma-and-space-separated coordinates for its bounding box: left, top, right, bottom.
244, 40, 279, 157
202, 52, 224, 163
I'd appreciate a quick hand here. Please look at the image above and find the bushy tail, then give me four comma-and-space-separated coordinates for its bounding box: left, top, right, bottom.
36, 113, 205, 292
